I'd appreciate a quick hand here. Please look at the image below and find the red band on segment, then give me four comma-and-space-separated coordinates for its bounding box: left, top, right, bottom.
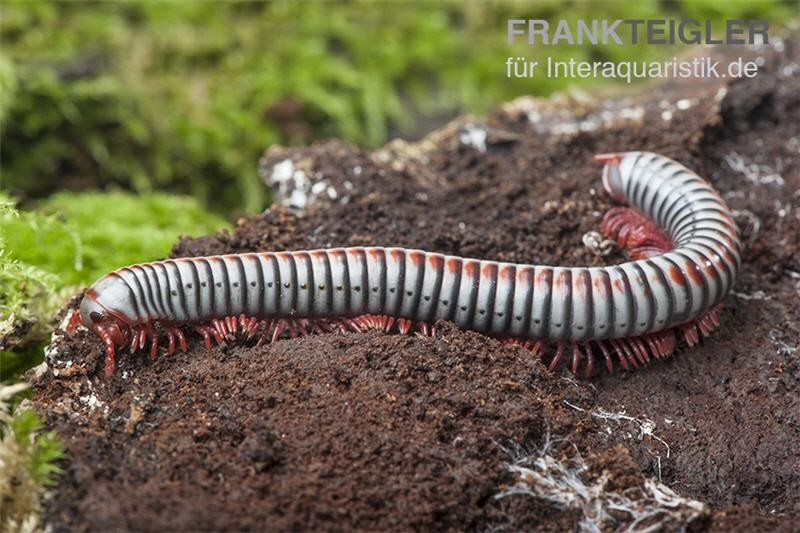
446, 258, 461, 274
464, 261, 480, 279
428, 255, 444, 270
668, 265, 686, 286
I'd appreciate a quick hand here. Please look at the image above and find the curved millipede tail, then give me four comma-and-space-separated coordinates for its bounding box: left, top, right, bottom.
74, 151, 741, 378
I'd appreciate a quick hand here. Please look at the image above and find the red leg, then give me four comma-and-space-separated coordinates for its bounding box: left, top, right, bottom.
130, 326, 141, 353
582, 341, 595, 378
570, 341, 582, 375
99, 330, 116, 377
271, 320, 286, 343
397, 318, 412, 335
138, 328, 147, 353
166, 328, 176, 356
255, 320, 272, 347
548, 343, 565, 371
175, 328, 187, 352
596, 340, 615, 373
602, 207, 673, 260
419, 321, 432, 337
629, 337, 649, 364
194, 326, 213, 350
609, 339, 631, 370
244, 317, 259, 339
65, 309, 83, 334
149, 334, 158, 359
212, 319, 227, 341
644, 336, 661, 359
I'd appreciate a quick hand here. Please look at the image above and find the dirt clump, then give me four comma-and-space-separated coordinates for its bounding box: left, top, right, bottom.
35, 37, 799, 531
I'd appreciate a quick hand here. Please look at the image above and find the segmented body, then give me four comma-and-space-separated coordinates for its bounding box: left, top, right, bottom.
78, 152, 742, 376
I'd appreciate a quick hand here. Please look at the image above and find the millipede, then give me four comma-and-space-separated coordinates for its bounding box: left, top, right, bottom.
70, 151, 742, 377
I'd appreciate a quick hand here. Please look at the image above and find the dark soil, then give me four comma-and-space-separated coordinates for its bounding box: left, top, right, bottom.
34, 37, 799, 531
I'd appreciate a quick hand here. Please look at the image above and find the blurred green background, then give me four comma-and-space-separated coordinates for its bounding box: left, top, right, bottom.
0, 0, 797, 378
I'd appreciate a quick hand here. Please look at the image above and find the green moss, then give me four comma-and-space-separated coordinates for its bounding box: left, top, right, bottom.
0, 194, 59, 353
18, 191, 229, 287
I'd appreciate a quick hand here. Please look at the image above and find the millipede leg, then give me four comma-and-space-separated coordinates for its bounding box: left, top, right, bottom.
419, 321, 432, 337
194, 326, 213, 350
601, 206, 673, 260
619, 338, 640, 368
212, 319, 227, 341
595, 340, 614, 373
165, 329, 176, 356
100, 332, 116, 377
570, 342, 582, 375
629, 337, 649, 364
175, 328, 187, 352
65, 309, 83, 334
608, 339, 631, 371
271, 320, 286, 343
547, 343, 565, 371
583, 341, 595, 378
397, 318, 412, 335
130, 327, 140, 353
147, 324, 158, 360
644, 336, 661, 359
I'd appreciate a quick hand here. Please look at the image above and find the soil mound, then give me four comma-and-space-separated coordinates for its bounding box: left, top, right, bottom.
35, 37, 799, 531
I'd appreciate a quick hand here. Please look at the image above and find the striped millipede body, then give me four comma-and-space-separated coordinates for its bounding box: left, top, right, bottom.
76, 152, 741, 377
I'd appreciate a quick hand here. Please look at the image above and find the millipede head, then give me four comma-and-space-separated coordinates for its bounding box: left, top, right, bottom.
80, 279, 139, 375
594, 152, 627, 204
79, 273, 139, 329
